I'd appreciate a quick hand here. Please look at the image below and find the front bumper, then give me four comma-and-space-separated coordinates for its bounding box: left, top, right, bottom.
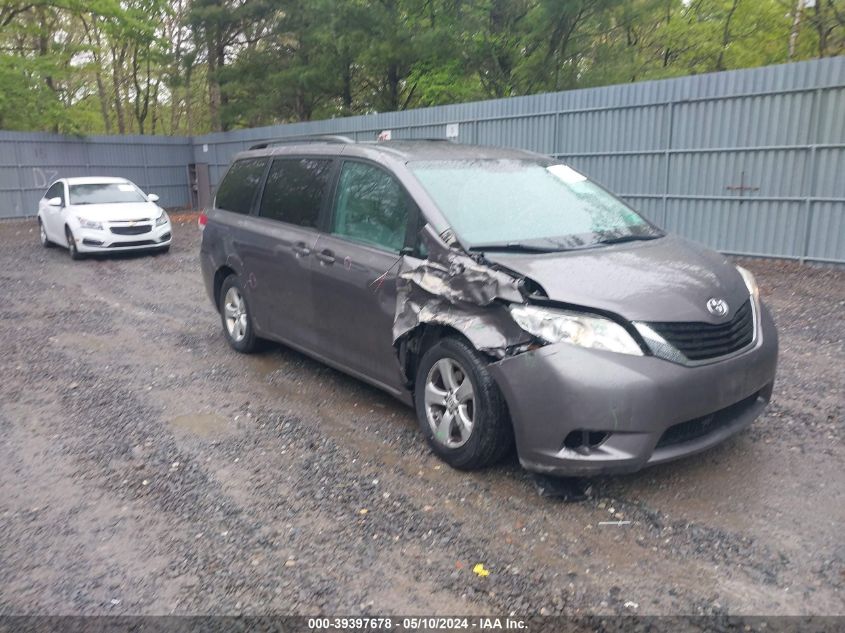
74, 222, 172, 252
489, 302, 778, 476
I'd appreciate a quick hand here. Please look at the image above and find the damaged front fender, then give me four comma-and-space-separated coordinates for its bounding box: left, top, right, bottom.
392, 226, 532, 358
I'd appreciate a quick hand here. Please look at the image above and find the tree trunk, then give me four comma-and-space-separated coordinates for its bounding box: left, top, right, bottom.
789, 0, 803, 60
111, 44, 127, 134
716, 0, 741, 71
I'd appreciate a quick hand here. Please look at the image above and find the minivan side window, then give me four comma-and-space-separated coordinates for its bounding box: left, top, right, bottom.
331, 162, 409, 252
45, 182, 64, 205
216, 158, 268, 214
258, 158, 333, 228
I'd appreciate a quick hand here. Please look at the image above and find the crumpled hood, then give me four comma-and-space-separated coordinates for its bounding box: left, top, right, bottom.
482, 235, 750, 324
69, 202, 160, 222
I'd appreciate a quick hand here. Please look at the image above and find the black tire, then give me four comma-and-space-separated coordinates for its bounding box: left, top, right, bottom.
156, 245, 170, 255
218, 275, 260, 353
38, 218, 53, 248
414, 336, 514, 470
65, 227, 83, 260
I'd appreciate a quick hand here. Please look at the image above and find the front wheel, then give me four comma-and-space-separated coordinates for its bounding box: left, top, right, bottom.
38, 219, 53, 248
414, 337, 513, 470
219, 275, 259, 353
65, 227, 83, 260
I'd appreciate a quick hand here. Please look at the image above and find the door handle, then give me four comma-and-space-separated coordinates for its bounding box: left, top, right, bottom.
315, 249, 335, 265
292, 241, 311, 258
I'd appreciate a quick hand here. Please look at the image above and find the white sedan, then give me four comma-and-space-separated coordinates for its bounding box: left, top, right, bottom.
37, 177, 172, 259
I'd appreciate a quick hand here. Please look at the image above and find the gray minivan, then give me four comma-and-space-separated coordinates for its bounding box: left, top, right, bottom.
200, 137, 778, 476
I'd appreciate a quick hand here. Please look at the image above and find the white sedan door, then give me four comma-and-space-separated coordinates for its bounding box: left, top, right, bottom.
40, 181, 67, 241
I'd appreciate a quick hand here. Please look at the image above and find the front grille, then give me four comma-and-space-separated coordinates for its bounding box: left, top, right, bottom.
647, 299, 754, 361
655, 393, 759, 449
108, 240, 156, 248
111, 224, 152, 235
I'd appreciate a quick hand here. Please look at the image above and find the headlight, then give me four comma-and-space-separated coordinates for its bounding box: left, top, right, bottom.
155, 211, 169, 227
736, 265, 759, 302
509, 304, 643, 355
77, 217, 103, 230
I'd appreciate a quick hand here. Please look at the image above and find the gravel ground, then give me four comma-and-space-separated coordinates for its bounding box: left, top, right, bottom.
0, 215, 842, 616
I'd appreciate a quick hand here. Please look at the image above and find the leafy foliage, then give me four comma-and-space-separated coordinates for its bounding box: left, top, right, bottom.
0, 0, 842, 134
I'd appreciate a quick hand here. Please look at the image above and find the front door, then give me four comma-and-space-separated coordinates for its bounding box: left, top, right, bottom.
310, 160, 413, 392
41, 181, 66, 240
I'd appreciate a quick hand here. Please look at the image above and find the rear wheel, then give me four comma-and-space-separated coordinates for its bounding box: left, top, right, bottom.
38, 219, 52, 248
219, 275, 259, 353
65, 227, 83, 260
414, 337, 513, 470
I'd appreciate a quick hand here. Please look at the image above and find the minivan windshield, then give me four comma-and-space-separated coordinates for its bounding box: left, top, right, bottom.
409, 159, 662, 251
69, 183, 147, 205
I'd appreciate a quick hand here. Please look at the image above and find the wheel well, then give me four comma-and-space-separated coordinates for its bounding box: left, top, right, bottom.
213, 265, 237, 308
398, 324, 476, 388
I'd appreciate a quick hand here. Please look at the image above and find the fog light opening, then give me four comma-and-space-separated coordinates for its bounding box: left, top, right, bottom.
563, 430, 609, 454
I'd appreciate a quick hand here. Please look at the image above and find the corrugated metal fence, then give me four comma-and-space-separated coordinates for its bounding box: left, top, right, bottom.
0, 133, 192, 215
3, 57, 844, 263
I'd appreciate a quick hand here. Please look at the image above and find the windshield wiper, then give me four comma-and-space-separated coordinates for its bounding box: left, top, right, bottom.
468, 242, 562, 253
595, 234, 662, 246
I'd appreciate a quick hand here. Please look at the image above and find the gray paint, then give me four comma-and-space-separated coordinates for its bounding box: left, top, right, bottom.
2, 57, 844, 262
200, 139, 779, 476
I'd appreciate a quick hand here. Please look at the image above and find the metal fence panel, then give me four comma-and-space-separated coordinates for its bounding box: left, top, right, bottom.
0, 133, 192, 218
1, 57, 843, 263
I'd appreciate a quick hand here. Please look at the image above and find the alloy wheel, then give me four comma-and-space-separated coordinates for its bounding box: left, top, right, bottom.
424, 357, 476, 448
223, 286, 248, 343
66, 230, 77, 257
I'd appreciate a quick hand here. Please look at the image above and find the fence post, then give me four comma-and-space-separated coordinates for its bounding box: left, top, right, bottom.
798, 87, 824, 263
661, 100, 675, 229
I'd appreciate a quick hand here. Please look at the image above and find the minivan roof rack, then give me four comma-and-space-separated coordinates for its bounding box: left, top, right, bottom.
248, 135, 356, 150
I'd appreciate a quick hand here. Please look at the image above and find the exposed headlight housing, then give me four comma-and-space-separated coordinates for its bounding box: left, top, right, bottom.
736, 265, 759, 302
77, 216, 103, 230
509, 304, 643, 356
155, 211, 169, 227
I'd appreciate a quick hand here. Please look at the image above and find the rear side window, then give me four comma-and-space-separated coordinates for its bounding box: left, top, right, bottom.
216, 158, 267, 214
258, 158, 333, 228
331, 161, 409, 252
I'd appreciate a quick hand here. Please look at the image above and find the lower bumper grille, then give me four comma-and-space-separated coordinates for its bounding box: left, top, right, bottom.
111, 224, 151, 235
655, 392, 760, 449
108, 240, 156, 248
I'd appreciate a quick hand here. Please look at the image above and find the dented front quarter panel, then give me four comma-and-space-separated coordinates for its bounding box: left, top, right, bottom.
392, 226, 531, 358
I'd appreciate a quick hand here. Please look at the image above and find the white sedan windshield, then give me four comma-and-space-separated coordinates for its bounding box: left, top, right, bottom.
69, 183, 147, 205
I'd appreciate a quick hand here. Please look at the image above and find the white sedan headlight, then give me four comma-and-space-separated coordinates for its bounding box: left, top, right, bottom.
509, 304, 643, 355
76, 216, 103, 230
155, 211, 169, 227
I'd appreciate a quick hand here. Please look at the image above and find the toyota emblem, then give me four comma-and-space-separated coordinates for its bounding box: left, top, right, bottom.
706, 298, 729, 317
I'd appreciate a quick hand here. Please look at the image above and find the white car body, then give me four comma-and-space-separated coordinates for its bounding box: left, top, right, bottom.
37, 177, 172, 255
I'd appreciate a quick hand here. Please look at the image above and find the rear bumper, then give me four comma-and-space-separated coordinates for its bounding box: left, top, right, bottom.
489, 302, 779, 476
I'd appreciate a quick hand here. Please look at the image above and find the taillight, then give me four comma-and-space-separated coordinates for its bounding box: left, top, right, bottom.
198, 211, 208, 231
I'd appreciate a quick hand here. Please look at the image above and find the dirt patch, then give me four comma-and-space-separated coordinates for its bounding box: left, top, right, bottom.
0, 215, 842, 615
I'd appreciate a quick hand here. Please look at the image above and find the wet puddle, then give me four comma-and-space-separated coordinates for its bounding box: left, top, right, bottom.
169, 413, 230, 438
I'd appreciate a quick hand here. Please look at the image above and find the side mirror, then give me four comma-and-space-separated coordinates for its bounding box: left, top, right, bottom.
47, 197, 62, 207
147, 193, 160, 203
